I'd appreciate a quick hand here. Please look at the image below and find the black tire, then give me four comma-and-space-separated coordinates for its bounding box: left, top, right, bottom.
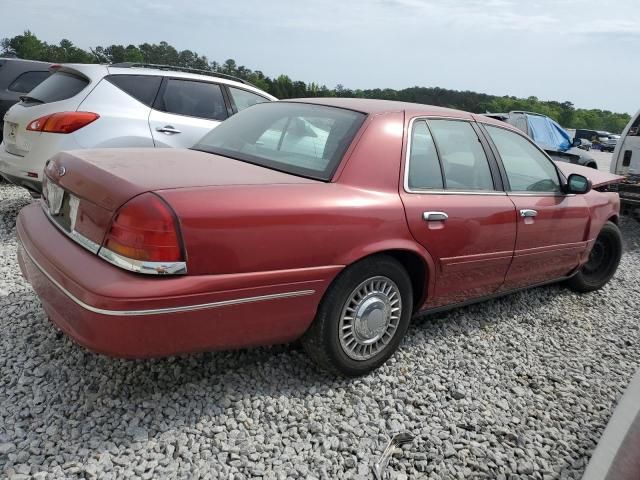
301, 255, 413, 376
566, 221, 622, 293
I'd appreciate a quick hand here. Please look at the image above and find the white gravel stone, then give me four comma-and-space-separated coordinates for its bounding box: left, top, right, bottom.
0, 184, 639, 479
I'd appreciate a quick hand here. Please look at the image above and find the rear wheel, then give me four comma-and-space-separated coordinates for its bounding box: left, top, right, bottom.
301, 255, 413, 376
567, 221, 622, 292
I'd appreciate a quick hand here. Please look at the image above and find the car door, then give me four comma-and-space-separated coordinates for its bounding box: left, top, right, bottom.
149, 78, 230, 148
400, 118, 517, 308
481, 123, 591, 290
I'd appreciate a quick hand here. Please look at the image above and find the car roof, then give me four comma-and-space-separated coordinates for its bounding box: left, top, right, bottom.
284, 97, 475, 119
0, 57, 52, 66
105, 65, 275, 98
283, 98, 524, 134
51, 63, 276, 99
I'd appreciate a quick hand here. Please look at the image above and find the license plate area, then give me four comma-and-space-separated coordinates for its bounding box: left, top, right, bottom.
6, 122, 18, 142
45, 182, 79, 233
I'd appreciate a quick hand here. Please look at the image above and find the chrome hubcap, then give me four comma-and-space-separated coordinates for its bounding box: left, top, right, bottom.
339, 276, 402, 361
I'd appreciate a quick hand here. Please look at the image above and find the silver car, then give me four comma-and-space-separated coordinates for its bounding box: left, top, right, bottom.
0, 63, 276, 195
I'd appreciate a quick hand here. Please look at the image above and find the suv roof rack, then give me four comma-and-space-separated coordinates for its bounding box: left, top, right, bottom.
109, 62, 253, 86
509, 110, 547, 117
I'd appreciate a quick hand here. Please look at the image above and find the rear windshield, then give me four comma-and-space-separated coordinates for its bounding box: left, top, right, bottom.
193, 102, 366, 181
23, 71, 89, 104
8, 71, 50, 93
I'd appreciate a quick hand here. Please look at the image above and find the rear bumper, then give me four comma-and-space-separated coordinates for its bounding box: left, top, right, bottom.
0, 147, 43, 193
0, 135, 83, 193
1, 170, 42, 195
17, 203, 338, 357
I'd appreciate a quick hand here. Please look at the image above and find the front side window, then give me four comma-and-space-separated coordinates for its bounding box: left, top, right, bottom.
429, 120, 495, 191
228, 87, 269, 112
8, 71, 50, 93
157, 79, 227, 121
407, 120, 443, 189
485, 125, 561, 193
194, 102, 366, 180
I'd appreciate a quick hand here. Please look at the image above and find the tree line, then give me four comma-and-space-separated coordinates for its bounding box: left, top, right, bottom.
1, 31, 630, 133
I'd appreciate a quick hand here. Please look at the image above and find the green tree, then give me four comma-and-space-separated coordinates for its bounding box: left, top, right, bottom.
0, 31, 631, 130
2, 30, 46, 59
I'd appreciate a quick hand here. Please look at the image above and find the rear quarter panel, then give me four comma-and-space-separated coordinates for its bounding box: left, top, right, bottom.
76, 79, 154, 148
158, 183, 414, 276
156, 111, 428, 281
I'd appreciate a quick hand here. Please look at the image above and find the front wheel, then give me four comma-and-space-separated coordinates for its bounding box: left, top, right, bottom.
566, 221, 622, 293
301, 255, 413, 376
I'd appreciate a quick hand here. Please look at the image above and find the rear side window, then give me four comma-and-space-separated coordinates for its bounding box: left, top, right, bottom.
8, 71, 50, 93
228, 87, 269, 112
106, 75, 162, 107
156, 79, 228, 121
429, 120, 495, 191
24, 71, 89, 104
407, 120, 443, 189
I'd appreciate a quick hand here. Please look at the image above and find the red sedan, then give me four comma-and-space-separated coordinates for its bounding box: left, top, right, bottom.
17, 99, 623, 376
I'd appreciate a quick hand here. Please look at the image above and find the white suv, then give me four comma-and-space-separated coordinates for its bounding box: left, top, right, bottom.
0, 63, 276, 195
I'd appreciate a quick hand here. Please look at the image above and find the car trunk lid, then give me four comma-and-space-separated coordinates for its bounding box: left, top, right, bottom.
42, 148, 318, 256
47, 147, 318, 212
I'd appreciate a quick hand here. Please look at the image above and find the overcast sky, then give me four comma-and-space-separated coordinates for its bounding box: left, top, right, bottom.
2, 0, 637, 113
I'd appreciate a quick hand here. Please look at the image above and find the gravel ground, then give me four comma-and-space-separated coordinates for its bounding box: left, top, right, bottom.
0, 184, 639, 480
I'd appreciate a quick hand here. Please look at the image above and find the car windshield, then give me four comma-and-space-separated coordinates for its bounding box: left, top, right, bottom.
193, 102, 366, 181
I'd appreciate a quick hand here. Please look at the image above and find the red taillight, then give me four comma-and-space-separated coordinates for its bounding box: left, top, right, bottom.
103, 193, 183, 263
26, 112, 99, 134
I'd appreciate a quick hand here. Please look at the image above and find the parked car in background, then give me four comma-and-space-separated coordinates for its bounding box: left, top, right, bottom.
575, 129, 618, 152
600, 134, 619, 152
0, 57, 51, 135
575, 129, 605, 143
484, 111, 598, 168
610, 109, 640, 221
0, 62, 275, 196
17, 99, 623, 376
575, 138, 592, 151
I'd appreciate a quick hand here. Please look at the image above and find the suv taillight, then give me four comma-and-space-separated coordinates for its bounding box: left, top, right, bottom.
102, 193, 185, 272
27, 112, 99, 134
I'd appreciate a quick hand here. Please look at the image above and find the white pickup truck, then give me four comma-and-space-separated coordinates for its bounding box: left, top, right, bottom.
611, 110, 640, 221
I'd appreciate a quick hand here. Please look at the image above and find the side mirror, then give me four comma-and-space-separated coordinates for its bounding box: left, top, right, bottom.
566, 173, 592, 194
572, 138, 581, 147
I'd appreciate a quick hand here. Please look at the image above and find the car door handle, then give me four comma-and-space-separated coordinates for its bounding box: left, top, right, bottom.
156, 126, 181, 134
520, 209, 538, 218
423, 211, 449, 221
